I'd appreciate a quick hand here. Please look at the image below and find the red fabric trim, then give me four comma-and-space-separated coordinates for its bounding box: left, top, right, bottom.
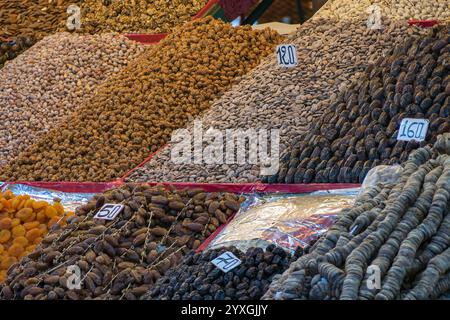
123, 33, 168, 45
119, 144, 169, 181
193, 0, 220, 19
196, 212, 236, 252
408, 20, 439, 27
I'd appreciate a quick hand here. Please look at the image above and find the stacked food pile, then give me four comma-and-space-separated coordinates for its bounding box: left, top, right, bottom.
267, 25, 449, 183
0, 17, 281, 182
0, 33, 144, 168
0, 36, 35, 69
0, 185, 243, 300
0, 190, 74, 283
263, 133, 450, 300
146, 245, 303, 300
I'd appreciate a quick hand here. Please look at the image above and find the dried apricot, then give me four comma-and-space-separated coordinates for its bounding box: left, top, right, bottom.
0, 230, 11, 243
8, 244, 24, 257
33, 237, 43, 245
0, 218, 12, 230
0, 256, 17, 269
26, 244, 36, 252
11, 218, 20, 227
36, 211, 47, 223
0, 244, 4, 254
24, 199, 35, 209
26, 228, 41, 242
23, 221, 40, 230
53, 202, 65, 216
13, 236, 28, 247
47, 216, 62, 228
16, 208, 35, 222
11, 225, 26, 237
45, 206, 58, 219
32, 201, 48, 210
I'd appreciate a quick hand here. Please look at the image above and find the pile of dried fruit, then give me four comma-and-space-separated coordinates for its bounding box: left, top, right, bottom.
0, 36, 34, 69
126, 18, 430, 183
78, 0, 208, 34
0, 190, 74, 283
0, 33, 144, 168
263, 133, 450, 300
0, 0, 80, 40
314, 0, 450, 21
0, 185, 243, 300
266, 25, 449, 184
145, 245, 303, 300
0, 17, 281, 182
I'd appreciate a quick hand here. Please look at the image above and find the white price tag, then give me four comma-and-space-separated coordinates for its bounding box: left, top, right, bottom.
276, 44, 298, 68
211, 251, 241, 273
397, 118, 429, 142
94, 203, 125, 220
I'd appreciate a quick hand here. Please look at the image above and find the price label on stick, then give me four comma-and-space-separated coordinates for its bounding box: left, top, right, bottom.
276, 44, 298, 68
211, 251, 241, 273
397, 118, 429, 142
94, 204, 124, 220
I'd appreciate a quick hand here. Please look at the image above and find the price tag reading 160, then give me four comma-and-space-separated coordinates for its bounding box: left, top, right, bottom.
397, 118, 429, 142
276, 44, 298, 68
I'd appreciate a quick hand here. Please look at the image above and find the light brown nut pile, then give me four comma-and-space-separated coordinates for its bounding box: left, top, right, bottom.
78, 0, 208, 34
263, 133, 450, 300
0, 17, 282, 182
127, 18, 430, 183
0, 184, 244, 300
314, 0, 450, 21
0, 0, 82, 40
0, 32, 145, 168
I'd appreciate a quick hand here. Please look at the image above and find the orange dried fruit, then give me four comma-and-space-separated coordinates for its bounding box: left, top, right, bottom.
36, 211, 47, 223
8, 244, 24, 257
11, 218, 21, 227
0, 218, 12, 230
0, 230, 11, 243
24, 199, 35, 209
44, 206, 58, 219
0, 244, 4, 254
26, 244, 36, 252
16, 208, 34, 221
11, 225, 26, 237
32, 201, 48, 210
25, 228, 41, 242
13, 236, 28, 247
0, 256, 17, 269
53, 202, 65, 215
23, 221, 40, 230
33, 237, 42, 245
47, 216, 61, 228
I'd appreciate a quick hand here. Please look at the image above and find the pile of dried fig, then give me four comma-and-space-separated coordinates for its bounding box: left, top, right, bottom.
0, 17, 281, 182
145, 245, 303, 300
267, 25, 449, 184
264, 133, 450, 300
0, 184, 244, 300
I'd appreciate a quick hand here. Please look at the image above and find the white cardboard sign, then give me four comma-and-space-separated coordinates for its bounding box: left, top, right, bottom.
276, 44, 298, 68
211, 251, 242, 273
94, 204, 125, 220
397, 118, 429, 142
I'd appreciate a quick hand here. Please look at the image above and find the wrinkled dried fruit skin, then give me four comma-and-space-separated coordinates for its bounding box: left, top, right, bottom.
0, 185, 243, 299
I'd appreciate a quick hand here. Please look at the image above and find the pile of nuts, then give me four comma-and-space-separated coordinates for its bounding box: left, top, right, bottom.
0, 36, 35, 69
78, 0, 208, 34
0, 190, 74, 283
267, 25, 449, 184
264, 133, 450, 300
314, 0, 450, 21
127, 18, 430, 183
0, 184, 244, 300
145, 245, 303, 300
0, 32, 144, 168
0, 17, 281, 182
0, 0, 80, 40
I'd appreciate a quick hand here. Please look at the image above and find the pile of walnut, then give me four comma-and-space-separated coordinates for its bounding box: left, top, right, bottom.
0, 17, 282, 182
267, 25, 449, 184
0, 190, 74, 283
0, 185, 243, 300
263, 133, 450, 300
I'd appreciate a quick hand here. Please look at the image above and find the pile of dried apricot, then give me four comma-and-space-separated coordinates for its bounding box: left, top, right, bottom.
0, 190, 74, 282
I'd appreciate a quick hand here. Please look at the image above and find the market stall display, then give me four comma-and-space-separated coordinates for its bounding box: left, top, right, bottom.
78, 0, 208, 34
0, 184, 244, 300
0, 33, 145, 168
267, 25, 449, 183
0, 36, 34, 69
126, 18, 430, 183
145, 245, 302, 300
314, 0, 450, 21
0, 17, 281, 182
0, 190, 74, 283
263, 133, 450, 300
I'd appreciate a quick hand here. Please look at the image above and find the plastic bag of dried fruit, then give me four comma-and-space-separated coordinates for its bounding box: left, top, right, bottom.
359, 164, 404, 195
207, 189, 358, 253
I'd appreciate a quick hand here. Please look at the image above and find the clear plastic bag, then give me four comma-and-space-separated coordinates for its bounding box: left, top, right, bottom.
360, 164, 403, 195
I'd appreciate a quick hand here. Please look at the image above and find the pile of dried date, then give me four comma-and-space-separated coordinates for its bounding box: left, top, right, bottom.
145, 245, 304, 300
0, 36, 34, 69
264, 133, 450, 300
0, 184, 244, 300
266, 24, 449, 184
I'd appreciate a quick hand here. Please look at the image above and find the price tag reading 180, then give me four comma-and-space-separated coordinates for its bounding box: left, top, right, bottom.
211, 251, 242, 273
397, 118, 429, 142
94, 204, 124, 220
276, 44, 298, 68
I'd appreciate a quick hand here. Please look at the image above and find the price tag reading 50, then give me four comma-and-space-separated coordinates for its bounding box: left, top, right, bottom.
397, 118, 429, 142
276, 44, 298, 68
